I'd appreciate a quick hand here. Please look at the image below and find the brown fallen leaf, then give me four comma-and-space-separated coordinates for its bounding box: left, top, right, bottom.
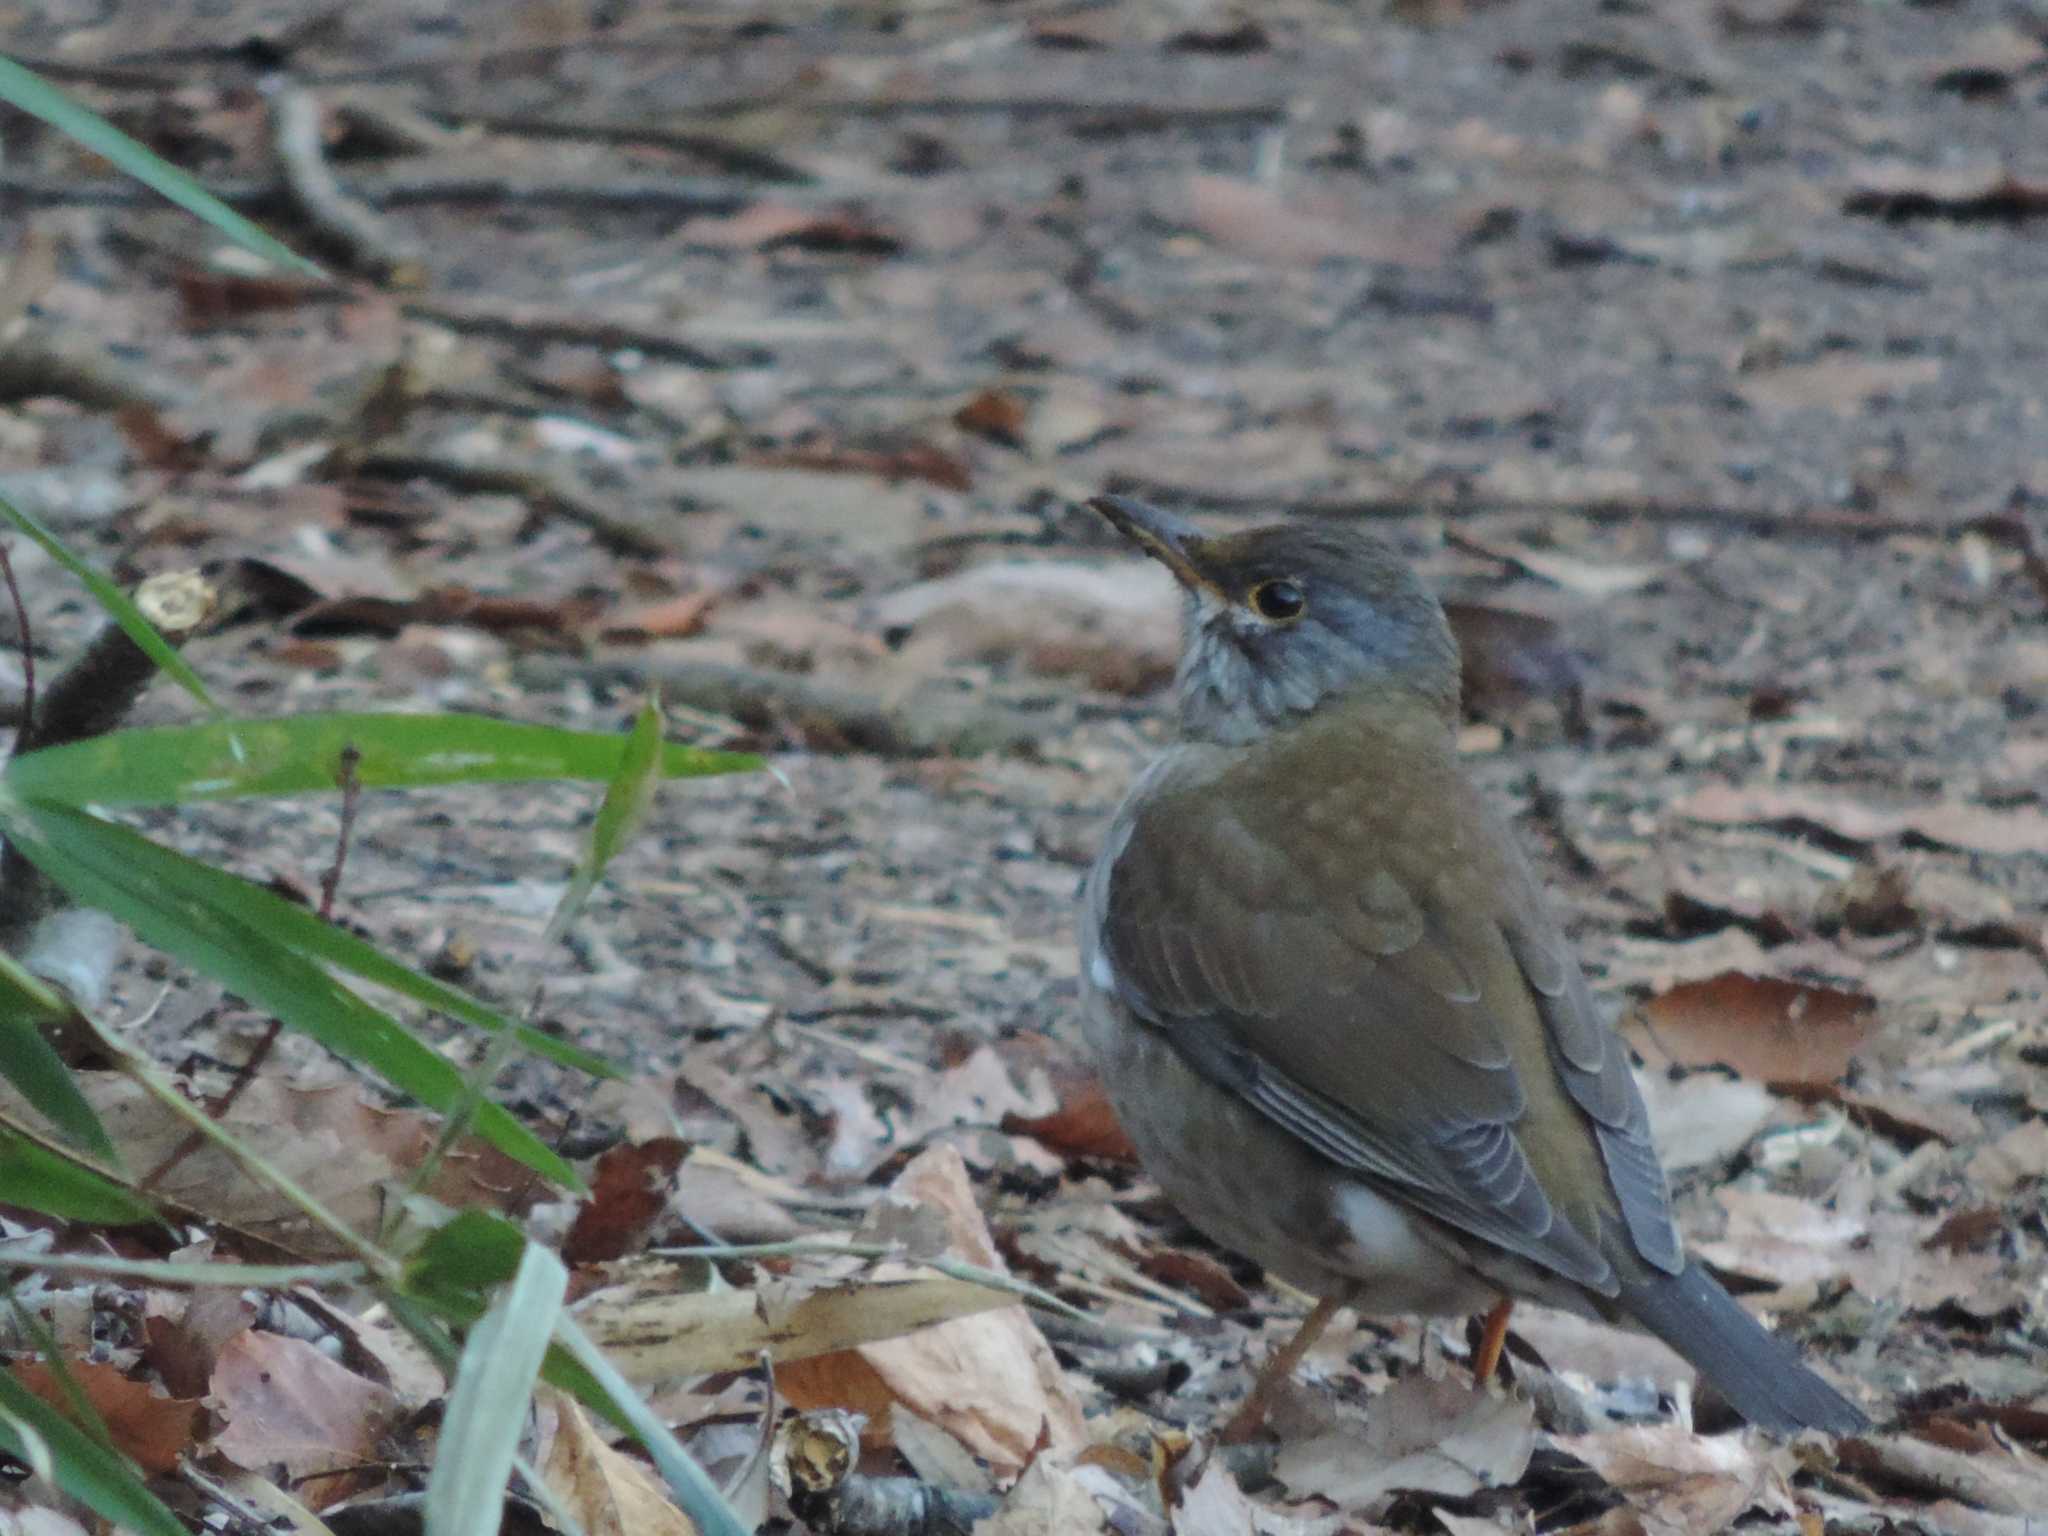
1678, 783, 2048, 858
26, 1072, 543, 1255
1925, 25, 2048, 94
1837, 1431, 2048, 1518
1844, 161, 2048, 222
680, 203, 902, 254
1697, 1186, 2018, 1317
9, 1361, 200, 1478
778, 1146, 1087, 1473
1552, 1426, 1799, 1536
211, 1330, 401, 1506
954, 387, 1030, 445
1180, 173, 1459, 270
536, 1389, 697, 1536
564, 1136, 691, 1264
1274, 1374, 1535, 1513
974, 1456, 1117, 1534
1002, 1072, 1141, 1163
1735, 355, 1942, 418
1627, 972, 1876, 1086
749, 439, 970, 492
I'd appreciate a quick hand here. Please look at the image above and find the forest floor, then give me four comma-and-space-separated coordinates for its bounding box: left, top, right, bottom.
3, 0, 2047, 1532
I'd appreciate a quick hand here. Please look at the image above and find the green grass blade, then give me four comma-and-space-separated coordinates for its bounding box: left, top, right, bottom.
0, 785, 611, 1078
0, 1128, 154, 1224
545, 693, 663, 945
425, 1241, 568, 1536
0, 953, 116, 1158
5, 802, 582, 1190
4, 711, 758, 805
0, 1367, 187, 1536
0, 489, 220, 719
0, 54, 322, 280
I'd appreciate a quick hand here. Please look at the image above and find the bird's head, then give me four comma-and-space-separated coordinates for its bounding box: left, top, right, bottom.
1089, 495, 1460, 745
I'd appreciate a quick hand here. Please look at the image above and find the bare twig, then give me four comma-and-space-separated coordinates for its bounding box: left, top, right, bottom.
317, 744, 364, 921
269, 80, 423, 285
515, 654, 1055, 759
0, 543, 32, 737
397, 295, 764, 368
1, 168, 761, 217
346, 450, 681, 557
0, 571, 219, 940
1099, 473, 2024, 543
1971, 503, 2048, 608
0, 331, 183, 414
428, 109, 814, 184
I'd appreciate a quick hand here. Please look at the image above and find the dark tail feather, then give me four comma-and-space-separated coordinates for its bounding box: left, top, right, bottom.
1617, 1262, 1868, 1435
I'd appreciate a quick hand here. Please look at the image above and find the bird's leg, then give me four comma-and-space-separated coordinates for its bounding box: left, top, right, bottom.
1471, 1297, 1514, 1384
1219, 1288, 1352, 1443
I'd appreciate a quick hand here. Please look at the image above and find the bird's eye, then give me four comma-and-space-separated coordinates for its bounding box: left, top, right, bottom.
1248, 579, 1306, 622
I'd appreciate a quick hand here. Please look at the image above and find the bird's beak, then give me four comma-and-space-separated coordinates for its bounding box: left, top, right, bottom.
1087, 495, 1218, 596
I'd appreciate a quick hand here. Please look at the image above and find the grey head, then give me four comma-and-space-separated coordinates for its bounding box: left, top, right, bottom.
1088, 496, 1460, 746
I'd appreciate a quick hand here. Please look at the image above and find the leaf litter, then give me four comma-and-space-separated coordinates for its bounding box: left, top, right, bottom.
4, 0, 2047, 1530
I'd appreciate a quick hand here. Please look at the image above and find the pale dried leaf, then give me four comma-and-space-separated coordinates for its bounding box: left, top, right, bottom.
1275, 1376, 1535, 1512
1553, 1426, 1797, 1536
211, 1330, 400, 1489
1675, 784, 2048, 857
537, 1389, 699, 1536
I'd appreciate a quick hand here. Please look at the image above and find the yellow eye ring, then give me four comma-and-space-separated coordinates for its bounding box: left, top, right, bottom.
1248, 579, 1306, 621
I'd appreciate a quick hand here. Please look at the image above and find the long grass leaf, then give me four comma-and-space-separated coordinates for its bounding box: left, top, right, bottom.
0, 54, 322, 278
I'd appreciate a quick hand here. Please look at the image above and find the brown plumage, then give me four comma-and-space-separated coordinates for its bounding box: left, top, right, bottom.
1079, 494, 1868, 1437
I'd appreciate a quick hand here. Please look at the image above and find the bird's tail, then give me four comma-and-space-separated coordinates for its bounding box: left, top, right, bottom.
1617, 1262, 1868, 1435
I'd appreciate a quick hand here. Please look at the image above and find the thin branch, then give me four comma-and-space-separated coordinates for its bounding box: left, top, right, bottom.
515, 653, 1056, 760
397, 295, 765, 369
268, 80, 423, 284
0, 542, 32, 740
0, 571, 219, 940
428, 109, 815, 184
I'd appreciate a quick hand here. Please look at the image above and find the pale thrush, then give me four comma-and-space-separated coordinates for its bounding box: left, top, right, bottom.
1078, 494, 1868, 1437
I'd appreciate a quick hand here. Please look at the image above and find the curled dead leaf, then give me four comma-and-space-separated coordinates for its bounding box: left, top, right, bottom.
1627, 972, 1875, 1086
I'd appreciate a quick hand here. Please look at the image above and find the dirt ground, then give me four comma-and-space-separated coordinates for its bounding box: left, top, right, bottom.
4, 1, 2048, 1531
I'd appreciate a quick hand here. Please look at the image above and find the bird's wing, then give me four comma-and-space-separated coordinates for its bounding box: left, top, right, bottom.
1093, 739, 1680, 1293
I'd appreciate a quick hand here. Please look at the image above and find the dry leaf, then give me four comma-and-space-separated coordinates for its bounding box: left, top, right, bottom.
1181, 174, 1457, 269
211, 1330, 401, 1505
779, 1146, 1086, 1472
1736, 356, 1942, 417
974, 1457, 1118, 1534
1676, 783, 2039, 859
9, 1361, 200, 1478
1696, 1187, 2019, 1315
1636, 1068, 1774, 1171
1629, 972, 1876, 1085
1963, 1117, 2048, 1197
536, 1389, 699, 1536
1275, 1375, 1535, 1512
564, 1137, 690, 1263
1553, 1426, 1798, 1536
577, 1267, 1025, 1381
1003, 1072, 1141, 1163
954, 387, 1030, 444
39, 1071, 541, 1254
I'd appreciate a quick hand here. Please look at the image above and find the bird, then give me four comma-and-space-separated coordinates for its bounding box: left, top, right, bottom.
1077, 493, 1869, 1440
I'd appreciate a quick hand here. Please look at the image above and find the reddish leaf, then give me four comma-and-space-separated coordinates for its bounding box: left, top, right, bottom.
565, 1136, 690, 1263
1002, 1075, 1139, 1163
1628, 971, 1876, 1086
10, 1361, 200, 1477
